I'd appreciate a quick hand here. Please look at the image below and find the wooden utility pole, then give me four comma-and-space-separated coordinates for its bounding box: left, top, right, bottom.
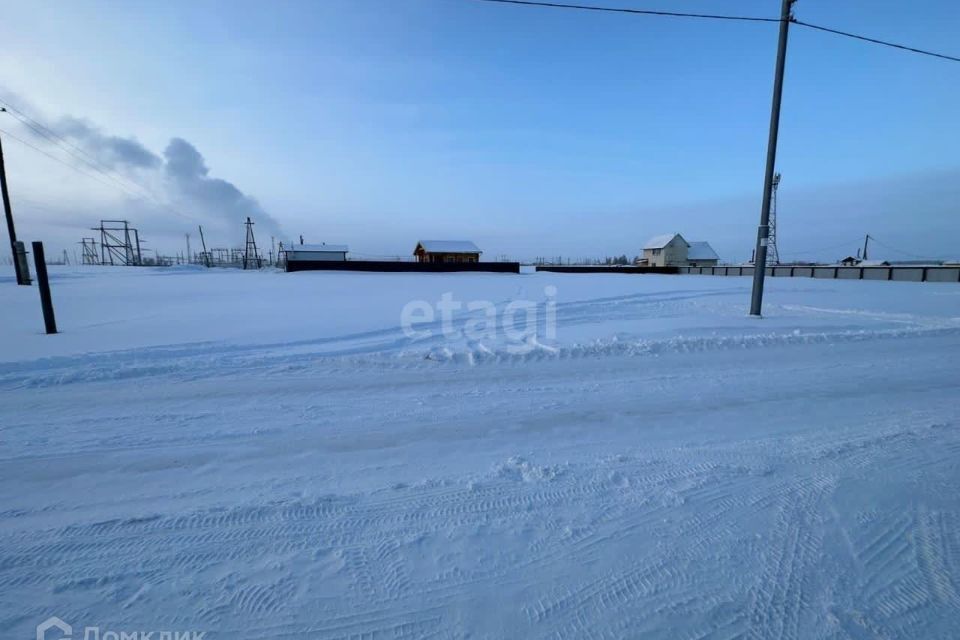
0, 124, 29, 285
750, 0, 796, 316
198, 225, 210, 266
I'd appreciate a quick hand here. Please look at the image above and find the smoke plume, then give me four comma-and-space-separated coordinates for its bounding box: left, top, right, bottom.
7, 96, 281, 245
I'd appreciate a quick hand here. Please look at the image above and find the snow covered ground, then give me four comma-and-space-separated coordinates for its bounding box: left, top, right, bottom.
2, 266, 959, 639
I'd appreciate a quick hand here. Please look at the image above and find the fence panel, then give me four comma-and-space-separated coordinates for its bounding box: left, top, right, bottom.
926, 268, 960, 283
891, 268, 924, 282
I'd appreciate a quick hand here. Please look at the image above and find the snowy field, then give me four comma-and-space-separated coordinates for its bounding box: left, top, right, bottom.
2, 266, 960, 639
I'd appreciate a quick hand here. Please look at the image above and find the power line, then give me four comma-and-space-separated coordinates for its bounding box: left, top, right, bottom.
2, 103, 117, 174
471, 0, 960, 64
0, 101, 189, 218
0, 102, 159, 202
867, 235, 947, 261
793, 20, 960, 64
779, 237, 864, 258
5, 110, 172, 209
0, 126, 149, 199
471, 0, 778, 22
0, 107, 197, 222
0, 124, 198, 222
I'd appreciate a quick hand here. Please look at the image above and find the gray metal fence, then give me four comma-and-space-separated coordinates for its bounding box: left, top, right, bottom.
679, 265, 960, 283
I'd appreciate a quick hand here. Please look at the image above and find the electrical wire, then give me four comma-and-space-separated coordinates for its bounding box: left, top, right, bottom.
793, 20, 960, 64
866, 235, 947, 261
0, 125, 196, 222
471, 0, 778, 22
0, 101, 159, 202
470, 0, 960, 64
0, 126, 152, 201
0, 107, 196, 221
0, 98, 141, 185
0, 101, 191, 217
778, 237, 864, 258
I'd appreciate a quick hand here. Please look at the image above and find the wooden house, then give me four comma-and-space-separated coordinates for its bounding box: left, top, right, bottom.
414, 240, 482, 264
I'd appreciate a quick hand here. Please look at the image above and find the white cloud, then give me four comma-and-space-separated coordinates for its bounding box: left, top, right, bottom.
1, 93, 280, 258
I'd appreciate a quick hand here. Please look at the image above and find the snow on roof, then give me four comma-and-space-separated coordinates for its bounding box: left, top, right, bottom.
687, 241, 719, 261
416, 240, 482, 254
644, 233, 686, 250
294, 244, 349, 253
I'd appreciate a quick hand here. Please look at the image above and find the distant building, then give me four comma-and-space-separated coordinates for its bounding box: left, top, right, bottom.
414, 240, 482, 264
285, 243, 349, 262
687, 241, 720, 267
641, 234, 721, 267
643, 233, 689, 267
839, 255, 860, 266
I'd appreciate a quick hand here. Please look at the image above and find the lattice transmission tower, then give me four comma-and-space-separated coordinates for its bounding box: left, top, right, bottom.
94, 220, 142, 266
243, 217, 262, 269
80, 238, 100, 265
767, 172, 781, 265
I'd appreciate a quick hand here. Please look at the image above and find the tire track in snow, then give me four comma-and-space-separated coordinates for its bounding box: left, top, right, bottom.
3, 313, 960, 638
4, 318, 958, 391
746, 476, 830, 640
525, 466, 778, 639
915, 506, 960, 610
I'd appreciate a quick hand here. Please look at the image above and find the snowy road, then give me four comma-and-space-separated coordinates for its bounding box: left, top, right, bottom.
2, 268, 960, 638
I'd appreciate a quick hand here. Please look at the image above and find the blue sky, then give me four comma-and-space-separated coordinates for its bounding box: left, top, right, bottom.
0, 0, 958, 262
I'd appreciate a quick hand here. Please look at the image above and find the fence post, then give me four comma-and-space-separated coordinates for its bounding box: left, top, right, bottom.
14, 240, 31, 284
31, 241, 57, 334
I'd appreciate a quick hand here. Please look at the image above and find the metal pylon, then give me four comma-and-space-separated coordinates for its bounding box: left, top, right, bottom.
243, 217, 262, 269
768, 172, 781, 265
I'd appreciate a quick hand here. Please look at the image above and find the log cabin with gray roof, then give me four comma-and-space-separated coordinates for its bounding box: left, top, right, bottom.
414, 240, 482, 264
